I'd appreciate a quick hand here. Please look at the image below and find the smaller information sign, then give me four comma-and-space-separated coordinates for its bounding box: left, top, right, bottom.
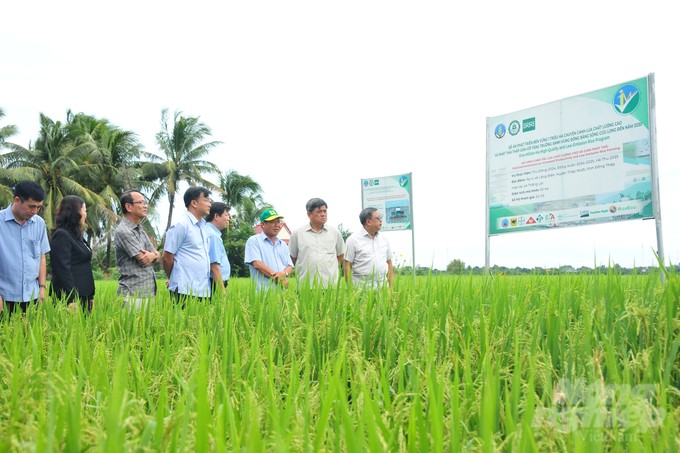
361, 173, 413, 231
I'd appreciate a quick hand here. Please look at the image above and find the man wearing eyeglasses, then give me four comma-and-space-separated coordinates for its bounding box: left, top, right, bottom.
244, 208, 294, 290
114, 190, 161, 309
344, 207, 393, 289
0, 181, 50, 315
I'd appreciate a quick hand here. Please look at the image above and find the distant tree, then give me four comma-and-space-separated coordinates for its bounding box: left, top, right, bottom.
338, 223, 352, 241
0, 107, 18, 204
447, 258, 466, 274
219, 169, 267, 226
224, 220, 257, 277
219, 170, 262, 211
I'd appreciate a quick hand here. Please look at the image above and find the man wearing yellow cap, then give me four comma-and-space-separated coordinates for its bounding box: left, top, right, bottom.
244, 208, 294, 290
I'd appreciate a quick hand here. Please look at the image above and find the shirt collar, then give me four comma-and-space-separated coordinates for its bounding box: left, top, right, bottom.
2, 204, 36, 225
121, 216, 140, 230
206, 222, 221, 234
184, 210, 205, 226
306, 223, 327, 233
361, 227, 376, 238
260, 231, 280, 245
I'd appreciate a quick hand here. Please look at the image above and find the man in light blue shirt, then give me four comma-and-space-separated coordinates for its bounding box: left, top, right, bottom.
206, 202, 231, 296
162, 187, 212, 302
0, 181, 50, 315
245, 208, 294, 290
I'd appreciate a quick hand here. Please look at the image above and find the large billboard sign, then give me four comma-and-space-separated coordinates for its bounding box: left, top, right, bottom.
487, 76, 654, 235
361, 173, 412, 231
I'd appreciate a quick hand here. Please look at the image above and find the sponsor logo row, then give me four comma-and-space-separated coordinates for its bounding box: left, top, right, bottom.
499, 203, 640, 229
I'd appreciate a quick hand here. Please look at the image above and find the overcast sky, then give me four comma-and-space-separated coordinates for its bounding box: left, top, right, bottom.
2, 1, 678, 270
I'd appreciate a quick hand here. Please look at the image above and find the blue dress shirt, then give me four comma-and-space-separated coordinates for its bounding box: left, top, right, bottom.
0, 205, 50, 302
164, 211, 211, 297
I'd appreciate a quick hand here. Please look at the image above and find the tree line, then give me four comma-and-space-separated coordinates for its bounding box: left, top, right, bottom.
0, 107, 268, 277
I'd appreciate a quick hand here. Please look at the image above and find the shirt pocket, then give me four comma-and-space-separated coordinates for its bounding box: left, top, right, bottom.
28, 239, 41, 259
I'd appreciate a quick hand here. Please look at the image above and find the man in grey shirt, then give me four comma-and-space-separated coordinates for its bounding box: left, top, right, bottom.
289, 198, 345, 288
114, 190, 160, 308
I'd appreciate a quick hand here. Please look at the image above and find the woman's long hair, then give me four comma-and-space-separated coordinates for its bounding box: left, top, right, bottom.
54, 195, 85, 238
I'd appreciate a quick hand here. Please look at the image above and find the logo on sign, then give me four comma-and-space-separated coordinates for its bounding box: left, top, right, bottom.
495, 123, 506, 139
509, 120, 521, 136
523, 117, 536, 132
613, 84, 640, 115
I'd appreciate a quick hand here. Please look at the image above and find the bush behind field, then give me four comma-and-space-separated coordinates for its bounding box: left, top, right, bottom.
1, 273, 678, 452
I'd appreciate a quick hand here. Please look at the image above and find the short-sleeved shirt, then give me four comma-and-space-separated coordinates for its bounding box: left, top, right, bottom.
244, 232, 293, 290
206, 222, 230, 282
0, 205, 50, 302
114, 217, 158, 297
344, 228, 392, 288
289, 224, 345, 287
164, 211, 211, 297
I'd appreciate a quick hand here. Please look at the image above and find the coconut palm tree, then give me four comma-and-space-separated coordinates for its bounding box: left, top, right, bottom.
218, 169, 268, 225
68, 112, 157, 272
146, 109, 222, 235
2, 112, 107, 230
0, 107, 19, 204
0, 107, 17, 146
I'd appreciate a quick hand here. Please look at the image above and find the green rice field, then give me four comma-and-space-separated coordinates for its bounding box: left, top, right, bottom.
1, 271, 678, 452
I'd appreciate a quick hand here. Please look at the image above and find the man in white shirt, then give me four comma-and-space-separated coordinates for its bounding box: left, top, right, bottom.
344, 207, 393, 288
289, 198, 345, 288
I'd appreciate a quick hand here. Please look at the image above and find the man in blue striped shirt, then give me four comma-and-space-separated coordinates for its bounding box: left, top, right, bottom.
0, 181, 50, 315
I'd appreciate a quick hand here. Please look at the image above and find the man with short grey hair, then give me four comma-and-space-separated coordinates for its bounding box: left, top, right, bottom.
344, 207, 393, 288
289, 198, 345, 288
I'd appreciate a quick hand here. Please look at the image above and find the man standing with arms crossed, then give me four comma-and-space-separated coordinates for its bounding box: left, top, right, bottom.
205, 202, 231, 296
289, 198, 345, 288
344, 207, 394, 289
162, 187, 212, 303
114, 190, 161, 308
0, 181, 50, 315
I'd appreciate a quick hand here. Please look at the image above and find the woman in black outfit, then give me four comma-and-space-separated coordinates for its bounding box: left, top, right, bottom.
50, 196, 95, 311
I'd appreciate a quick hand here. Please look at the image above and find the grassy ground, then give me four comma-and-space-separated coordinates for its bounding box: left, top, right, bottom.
0, 272, 678, 452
